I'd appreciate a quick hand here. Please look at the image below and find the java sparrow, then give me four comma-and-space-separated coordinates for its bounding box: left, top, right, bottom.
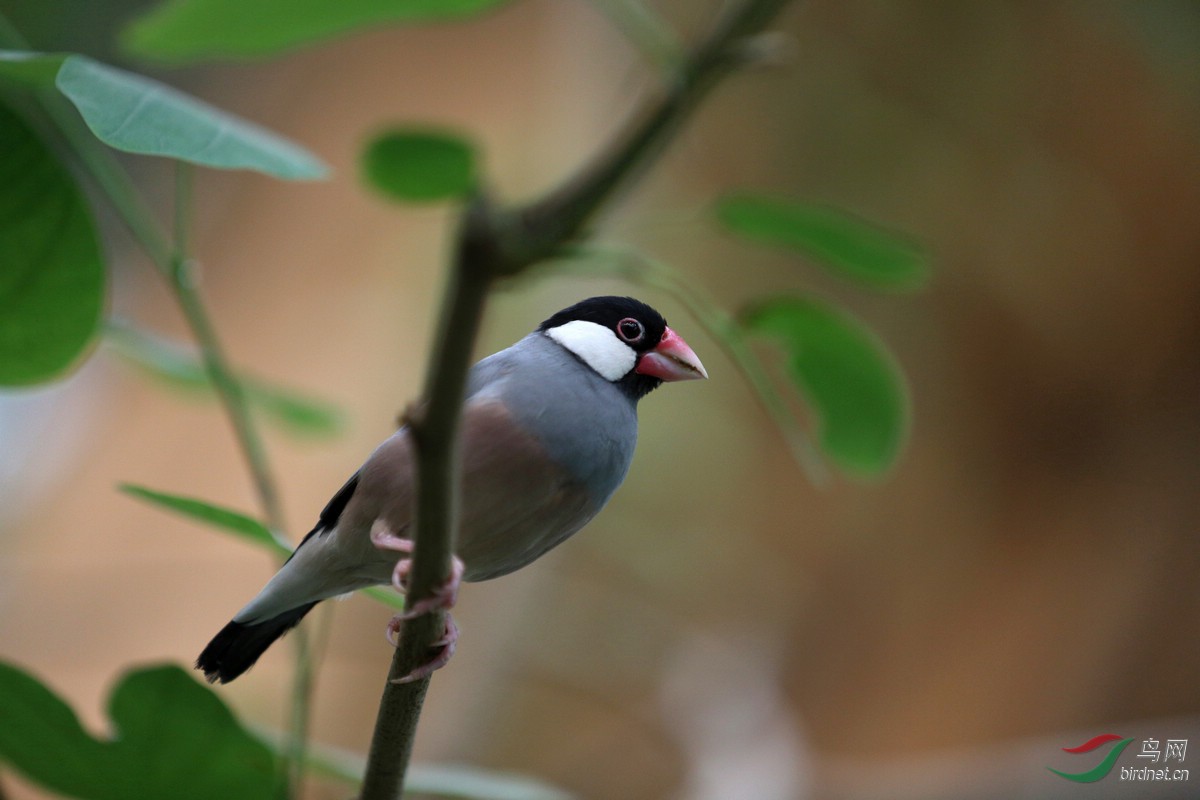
196, 297, 707, 684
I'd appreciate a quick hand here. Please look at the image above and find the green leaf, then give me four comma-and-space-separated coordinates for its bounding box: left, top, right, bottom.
120, 483, 406, 609
0, 102, 105, 386
104, 320, 346, 437
361, 129, 477, 203
247, 383, 346, 437
119, 484, 287, 556
742, 296, 909, 476
0, 50, 328, 179
717, 195, 929, 290
123, 0, 512, 62
0, 661, 279, 800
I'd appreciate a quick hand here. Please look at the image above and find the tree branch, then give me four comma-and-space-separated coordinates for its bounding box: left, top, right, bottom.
358, 1, 797, 797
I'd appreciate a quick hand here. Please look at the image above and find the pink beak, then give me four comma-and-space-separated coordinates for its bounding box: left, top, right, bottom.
635, 327, 708, 382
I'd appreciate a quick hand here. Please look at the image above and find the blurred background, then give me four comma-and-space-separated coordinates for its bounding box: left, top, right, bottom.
1, 1, 1198, 798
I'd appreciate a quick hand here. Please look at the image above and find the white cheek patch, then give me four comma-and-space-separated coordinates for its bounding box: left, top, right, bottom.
545, 320, 636, 381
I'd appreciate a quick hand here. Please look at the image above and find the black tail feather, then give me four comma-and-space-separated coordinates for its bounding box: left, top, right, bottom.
196, 602, 316, 684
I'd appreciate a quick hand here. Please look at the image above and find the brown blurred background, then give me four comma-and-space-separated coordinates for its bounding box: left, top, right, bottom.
1, 1, 1198, 798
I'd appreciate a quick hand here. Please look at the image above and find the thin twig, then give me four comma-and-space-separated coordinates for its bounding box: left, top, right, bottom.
358, 2, 797, 797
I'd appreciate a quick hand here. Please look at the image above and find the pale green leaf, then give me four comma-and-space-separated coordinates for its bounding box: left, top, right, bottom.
0, 50, 328, 179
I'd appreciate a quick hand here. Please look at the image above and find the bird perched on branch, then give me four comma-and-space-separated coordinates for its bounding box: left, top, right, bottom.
196, 296, 707, 684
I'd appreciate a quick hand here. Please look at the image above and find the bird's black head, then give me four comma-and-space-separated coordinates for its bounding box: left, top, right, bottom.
539, 296, 706, 400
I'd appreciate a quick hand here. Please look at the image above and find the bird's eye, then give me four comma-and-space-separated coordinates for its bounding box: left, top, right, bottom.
616, 317, 645, 343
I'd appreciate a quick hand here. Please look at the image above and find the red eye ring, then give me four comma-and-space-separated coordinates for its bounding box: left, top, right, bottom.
616, 317, 645, 343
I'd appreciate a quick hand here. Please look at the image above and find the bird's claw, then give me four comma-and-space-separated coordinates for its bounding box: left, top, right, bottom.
370, 519, 463, 614
387, 614, 458, 684
393, 555, 464, 619
370, 520, 413, 554
373, 517, 464, 682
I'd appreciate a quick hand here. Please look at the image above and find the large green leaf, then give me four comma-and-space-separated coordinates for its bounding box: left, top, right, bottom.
742, 296, 909, 476
362, 129, 477, 203
0, 50, 328, 179
0, 102, 105, 386
717, 195, 929, 290
0, 662, 279, 800
105, 320, 346, 437
123, 0, 512, 62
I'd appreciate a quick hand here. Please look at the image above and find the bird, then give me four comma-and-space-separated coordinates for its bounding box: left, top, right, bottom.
196, 296, 707, 684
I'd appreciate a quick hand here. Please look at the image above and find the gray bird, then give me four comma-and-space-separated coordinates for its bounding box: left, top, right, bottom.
197, 296, 707, 684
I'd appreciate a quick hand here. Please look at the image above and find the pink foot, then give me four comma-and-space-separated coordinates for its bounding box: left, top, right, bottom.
370, 519, 413, 555
371, 518, 465, 682
370, 518, 463, 617
387, 614, 459, 684
394, 555, 464, 619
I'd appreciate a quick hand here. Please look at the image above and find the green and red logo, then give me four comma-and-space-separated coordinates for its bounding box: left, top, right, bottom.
1049, 733, 1135, 782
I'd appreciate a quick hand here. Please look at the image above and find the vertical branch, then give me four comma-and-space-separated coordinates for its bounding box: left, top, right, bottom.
360, 200, 496, 798
359, 1, 797, 797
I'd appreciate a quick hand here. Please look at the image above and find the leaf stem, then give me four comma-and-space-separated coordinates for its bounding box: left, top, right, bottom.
170, 163, 310, 795
359, 1, 797, 797
166, 164, 287, 538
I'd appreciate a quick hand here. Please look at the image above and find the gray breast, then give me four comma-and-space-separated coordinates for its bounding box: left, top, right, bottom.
467, 332, 639, 507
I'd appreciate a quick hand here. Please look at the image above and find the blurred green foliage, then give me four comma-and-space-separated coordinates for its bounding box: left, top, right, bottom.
105, 321, 346, 437
742, 296, 909, 476
0, 50, 327, 177
0, 662, 280, 800
0, 0, 928, 796
362, 129, 478, 203
0, 103, 104, 385
122, 0, 513, 62
717, 194, 929, 291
